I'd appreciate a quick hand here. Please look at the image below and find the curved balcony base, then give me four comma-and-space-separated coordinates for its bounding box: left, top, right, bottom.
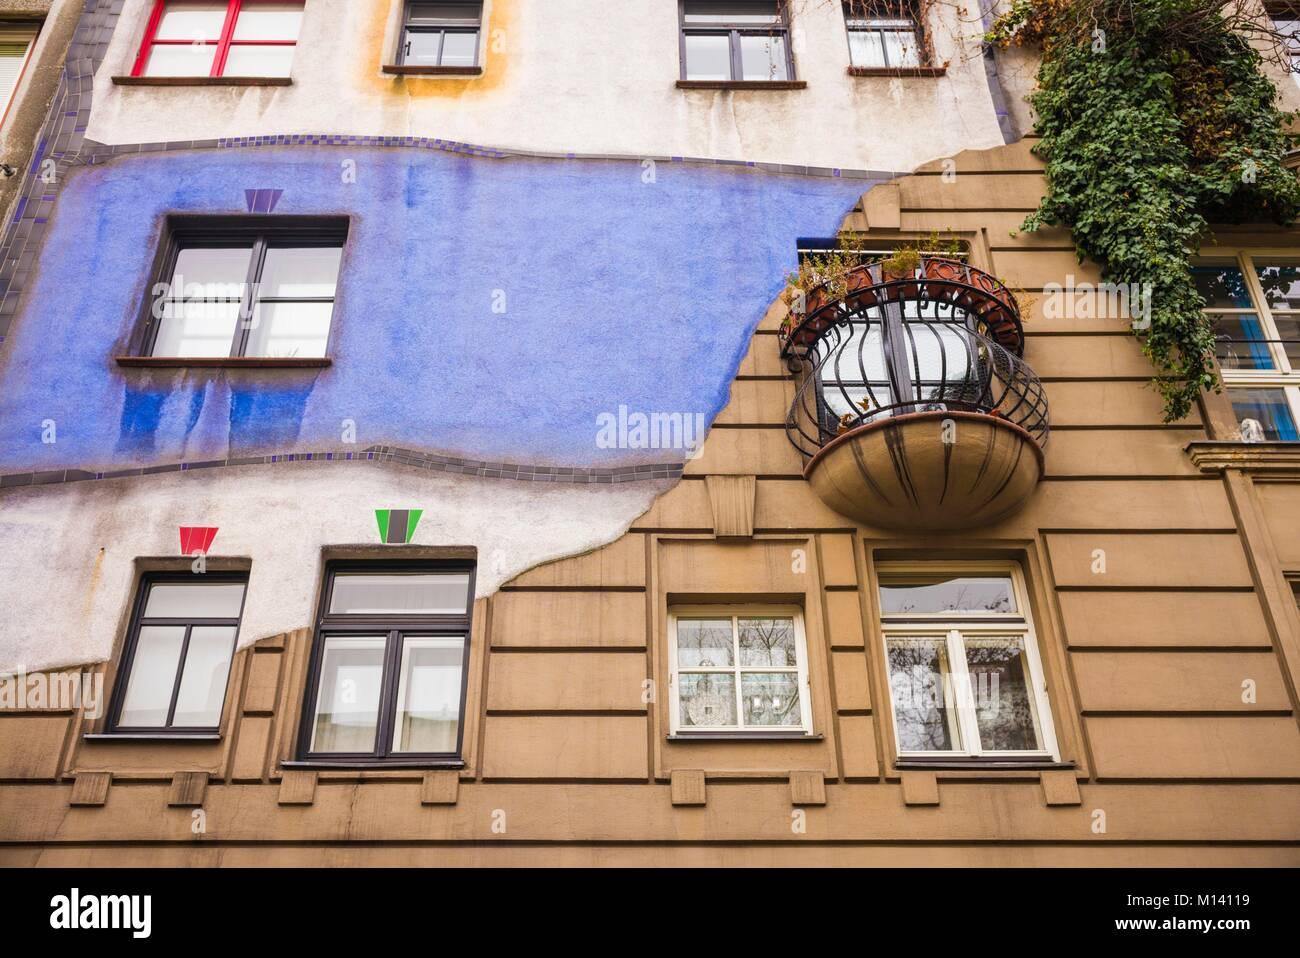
804, 411, 1043, 532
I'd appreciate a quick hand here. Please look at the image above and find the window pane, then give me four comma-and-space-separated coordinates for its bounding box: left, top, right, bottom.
152, 300, 240, 356
1255, 260, 1300, 310
882, 28, 920, 66
170, 246, 251, 295
245, 301, 333, 358
904, 320, 979, 383
223, 43, 296, 77
683, 33, 732, 80
679, 673, 737, 726
329, 573, 470, 615
879, 574, 1017, 614
739, 33, 788, 80
154, 2, 228, 41
439, 30, 478, 66
393, 635, 465, 753
409, 2, 482, 23
118, 626, 186, 727
310, 635, 385, 753
1213, 314, 1274, 370
403, 29, 442, 64
738, 617, 796, 666
1230, 388, 1300, 441
830, 323, 889, 381
886, 636, 956, 751
257, 246, 341, 299
740, 672, 801, 726
231, 2, 303, 42
143, 43, 217, 77
847, 28, 886, 68
143, 581, 246, 619
1273, 315, 1300, 366
172, 626, 236, 726
684, 2, 783, 24
965, 636, 1042, 752
676, 618, 734, 667
1192, 264, 1253, 309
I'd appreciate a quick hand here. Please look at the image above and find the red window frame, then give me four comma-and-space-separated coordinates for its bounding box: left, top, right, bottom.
130, 0, 302, 78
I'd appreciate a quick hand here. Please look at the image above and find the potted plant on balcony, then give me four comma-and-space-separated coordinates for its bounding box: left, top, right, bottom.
781, 236, 857, 346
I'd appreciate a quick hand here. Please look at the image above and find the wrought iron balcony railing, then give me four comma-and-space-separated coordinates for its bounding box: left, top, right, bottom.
780, 259, 1049, 459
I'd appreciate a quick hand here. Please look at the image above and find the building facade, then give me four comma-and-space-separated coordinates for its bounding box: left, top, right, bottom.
0, 0, 1298, 866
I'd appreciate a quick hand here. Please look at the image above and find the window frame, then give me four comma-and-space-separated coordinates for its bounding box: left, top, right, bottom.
106, 571, 249, 735
677, 0, 795, 83
130, 0, 304, 79
667, 605, 815, 736
1196, 249, 1300, 441
137, 215, 348, 361
842, 0, 926, 70
876, 561, 1060, 762
396, 1, 483, 68
0, 23, 39, 131
295, 560, 477, 767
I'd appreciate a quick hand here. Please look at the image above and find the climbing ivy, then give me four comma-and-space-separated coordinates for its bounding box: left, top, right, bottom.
988, 0, 1300, 421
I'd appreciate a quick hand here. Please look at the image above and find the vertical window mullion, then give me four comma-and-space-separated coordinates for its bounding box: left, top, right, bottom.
729, 28, 741, 81
376, 628, 404, 758
213, 0, 241, 78
134, 0, 168, 76
163, 624, 195, 728
946, 628, 981, 754
234, 236, 266, 357
731, 616, 744, 729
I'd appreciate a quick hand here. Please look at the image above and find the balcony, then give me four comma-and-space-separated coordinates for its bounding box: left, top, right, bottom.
780, 258, 1049, 531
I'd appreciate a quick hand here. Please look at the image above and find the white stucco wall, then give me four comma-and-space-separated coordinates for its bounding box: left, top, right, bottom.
0, 464, 669, 674
87, 0, 1008, 173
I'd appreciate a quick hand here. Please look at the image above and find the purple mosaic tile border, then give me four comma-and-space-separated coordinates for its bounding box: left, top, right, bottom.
0, 444, 685, 490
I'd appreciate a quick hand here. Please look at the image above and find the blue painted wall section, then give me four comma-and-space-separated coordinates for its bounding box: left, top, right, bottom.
0, 148, 866, 472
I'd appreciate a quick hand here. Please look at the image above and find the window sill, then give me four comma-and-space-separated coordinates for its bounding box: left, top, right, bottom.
846, 66, 946, 78
280, 759, 466, 771
1186, 439, 1300, 472
111, 75, 293, 87
83, 732, 223, 742
676, 79, 807, 91
667, 731, 823, 742
381, 64, 483, 76
895, 757, 1075, 771
116, 356, 331, 369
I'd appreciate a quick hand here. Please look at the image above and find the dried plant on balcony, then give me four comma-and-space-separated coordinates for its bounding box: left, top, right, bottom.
988, 0, 1300, 421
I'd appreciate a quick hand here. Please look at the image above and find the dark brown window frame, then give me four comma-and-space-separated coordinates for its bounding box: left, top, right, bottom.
395, 0, 483, 69
842, 0, 937, 74
129, 214, 349, 363
293, 559, 476, 769
104, 571, 249, 737
678, 0, 797, 84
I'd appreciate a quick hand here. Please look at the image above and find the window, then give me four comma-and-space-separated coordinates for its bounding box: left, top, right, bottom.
844, 0, 922, 69
298, 563, 475, 764
1194, 255, 1300, 440
1267, 3, 1300, 85
132, 1, 304, 79
0, 23, 38, 130
668, 608, 814, 734
108, 574, 248, 733
878, 564, 1058, 759
398, 2, 482, 67
143, 218, 346, 359
680, 1, 792, 82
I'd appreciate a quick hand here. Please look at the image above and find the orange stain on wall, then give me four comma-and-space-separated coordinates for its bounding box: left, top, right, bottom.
355, 0, 514, 99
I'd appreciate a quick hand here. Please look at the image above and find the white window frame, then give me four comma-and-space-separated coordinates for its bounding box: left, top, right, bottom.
1196, 249, 1300, 439
668, 605, 815, 735
877, 561, 1059, 760
0, 25, 38, 131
